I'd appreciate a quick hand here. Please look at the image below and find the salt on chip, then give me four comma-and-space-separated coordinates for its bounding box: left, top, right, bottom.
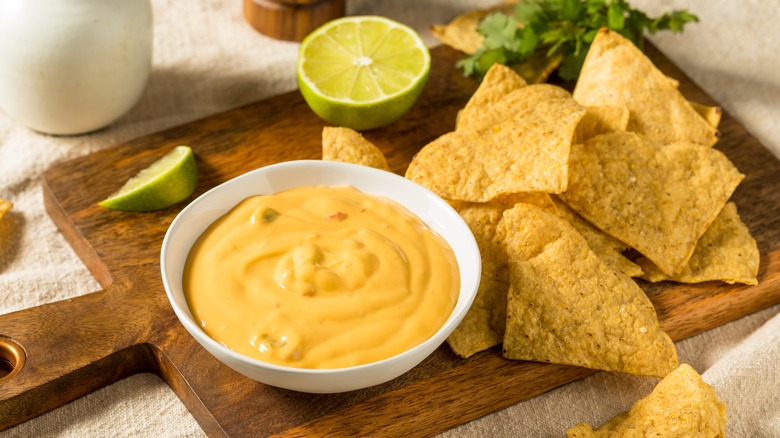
572, 105, 630, 144
322, 127, 390, 171
406, 84, 586, 202
501, 203, 678, 377
456, 63, 528, 132
560, 132, 743, 276
638, 202, 759, 285
567, 364, 727, 438
0, 199, 11, 220
573, 28, 719, 147
552, 196, 643, 278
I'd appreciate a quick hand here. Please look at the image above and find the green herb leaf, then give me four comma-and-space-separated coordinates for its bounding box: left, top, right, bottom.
458, 0, 698, 81
607, 2, 626, 30
479, 13, 520, 50
515, 1, 543, 23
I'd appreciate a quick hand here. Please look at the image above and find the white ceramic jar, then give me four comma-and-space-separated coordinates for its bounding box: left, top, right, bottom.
0, 0, 153, 135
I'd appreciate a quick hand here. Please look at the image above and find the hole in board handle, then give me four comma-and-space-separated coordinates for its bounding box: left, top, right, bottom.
0, 336, 26, 380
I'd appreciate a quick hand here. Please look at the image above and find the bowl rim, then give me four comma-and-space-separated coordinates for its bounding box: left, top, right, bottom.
160, 159, 481, 376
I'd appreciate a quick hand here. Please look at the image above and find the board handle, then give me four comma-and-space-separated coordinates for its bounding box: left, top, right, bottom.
0, 282, 155, 431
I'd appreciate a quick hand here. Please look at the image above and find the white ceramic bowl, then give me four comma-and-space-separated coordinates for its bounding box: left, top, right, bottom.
161, 160, 481, 393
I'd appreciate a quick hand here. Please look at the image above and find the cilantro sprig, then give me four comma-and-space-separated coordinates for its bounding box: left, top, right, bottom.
458, 0, 698, 81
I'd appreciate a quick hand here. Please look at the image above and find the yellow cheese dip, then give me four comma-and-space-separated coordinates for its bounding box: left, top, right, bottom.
183, 186, 459, 369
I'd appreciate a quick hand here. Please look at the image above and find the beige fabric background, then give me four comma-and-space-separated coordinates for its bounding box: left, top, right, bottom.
1, 0, 778, 436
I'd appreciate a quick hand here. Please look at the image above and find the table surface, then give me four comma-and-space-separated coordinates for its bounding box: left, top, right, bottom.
1, 1, 779, 437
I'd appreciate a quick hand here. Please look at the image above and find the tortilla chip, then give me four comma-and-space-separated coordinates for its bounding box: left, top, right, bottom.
511, 50, 564, 85
573, 105, 630, 144
567, 364, 727, 437
446, 199, 511, 357
447, 193, 557, 358
690, 101, 723, 129
456, 63, 528, 132
560, 132, 744, 276
450, 192, 558, 217
431, 4, 560, 84
406, 84, 586, 202
552, 196, 643, 278
321, 127, 390, 171
501, 203, 678, 377
430, 4, 515, 55
573, 28, 719, 147
0, 199, 11, 220
638, 202, 759, 285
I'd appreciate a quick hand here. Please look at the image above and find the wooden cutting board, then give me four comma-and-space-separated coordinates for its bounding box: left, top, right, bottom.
1, 44, 778, 437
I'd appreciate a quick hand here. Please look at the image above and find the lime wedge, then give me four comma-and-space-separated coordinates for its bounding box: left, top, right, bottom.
297, 16, 431, 131
99, 145, 198, 212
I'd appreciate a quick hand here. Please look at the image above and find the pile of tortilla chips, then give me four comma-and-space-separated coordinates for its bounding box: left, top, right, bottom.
322, 28, 759, 382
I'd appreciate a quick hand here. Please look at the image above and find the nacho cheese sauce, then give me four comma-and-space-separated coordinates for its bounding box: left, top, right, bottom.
183, 186, 459, 369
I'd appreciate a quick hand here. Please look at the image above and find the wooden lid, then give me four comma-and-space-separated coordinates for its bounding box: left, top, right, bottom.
243, 0, 346, 42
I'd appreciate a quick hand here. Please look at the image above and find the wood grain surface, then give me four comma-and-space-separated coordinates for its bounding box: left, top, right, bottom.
0, 44, 778, 437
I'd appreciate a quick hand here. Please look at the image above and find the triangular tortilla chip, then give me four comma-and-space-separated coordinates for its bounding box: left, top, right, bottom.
459, 82, 582, 137
406, 84, 586, 202
456, 63, 528, 132
322, 127, 390, 171
638, 202, 759, 285
567, 364, 727, 437
509, 50, 563, 85
501, 203, 678, 377
430, 4, 515, 55
552, 196, 642, 278
431, 4, 560, 84
447, 193, 558, 358
560, 132, 743, 276
573, 28, 719, 147
573, 105, 630, 144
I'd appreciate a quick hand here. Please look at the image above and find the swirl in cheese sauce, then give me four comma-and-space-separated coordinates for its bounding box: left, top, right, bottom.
183, 186, 459, 369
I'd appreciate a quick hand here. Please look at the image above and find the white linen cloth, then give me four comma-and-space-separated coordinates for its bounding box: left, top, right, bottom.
1, 0, 778, 436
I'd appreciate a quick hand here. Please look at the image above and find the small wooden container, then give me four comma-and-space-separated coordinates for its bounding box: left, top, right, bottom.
243, 0, 346, 42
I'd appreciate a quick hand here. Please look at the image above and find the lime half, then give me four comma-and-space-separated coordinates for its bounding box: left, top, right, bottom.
99, 145, 198, 212
297, 16, 431, 131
